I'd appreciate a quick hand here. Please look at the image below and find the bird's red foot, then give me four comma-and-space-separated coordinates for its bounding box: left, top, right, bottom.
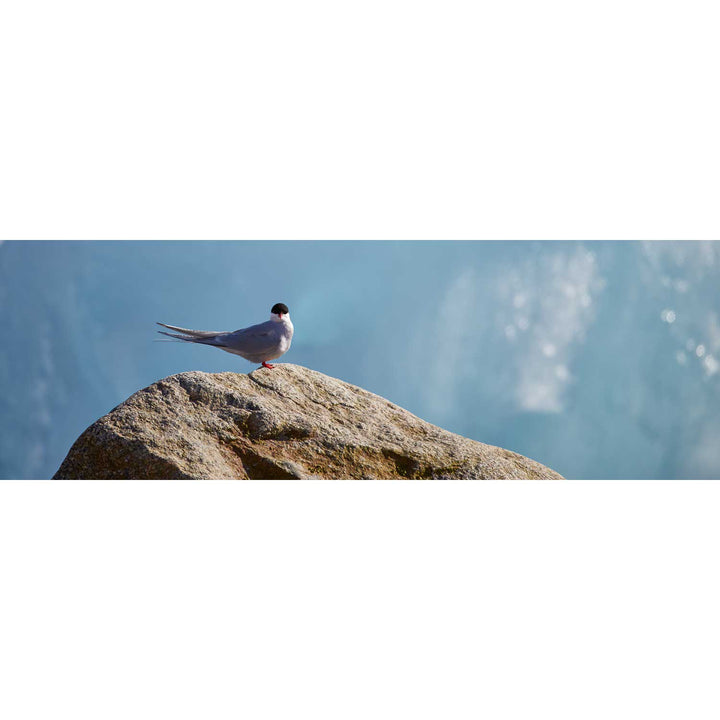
261, 362, 275, 369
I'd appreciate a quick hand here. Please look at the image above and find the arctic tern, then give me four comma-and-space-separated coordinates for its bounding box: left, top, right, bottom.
157, 302, 293, 369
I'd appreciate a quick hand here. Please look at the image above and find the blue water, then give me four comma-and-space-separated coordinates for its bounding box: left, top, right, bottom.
1, 240, 718, 479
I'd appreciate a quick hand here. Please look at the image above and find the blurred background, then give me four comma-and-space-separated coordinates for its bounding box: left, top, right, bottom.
0, 240, 718, 479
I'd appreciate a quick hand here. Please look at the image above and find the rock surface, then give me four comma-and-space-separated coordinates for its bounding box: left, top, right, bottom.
53, 365, 563, 480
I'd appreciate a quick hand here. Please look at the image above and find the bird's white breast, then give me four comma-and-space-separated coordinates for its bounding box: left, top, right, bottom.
278, 319, 294, 353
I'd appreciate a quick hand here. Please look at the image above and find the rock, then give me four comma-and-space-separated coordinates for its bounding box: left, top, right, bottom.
53, 365, 563, 480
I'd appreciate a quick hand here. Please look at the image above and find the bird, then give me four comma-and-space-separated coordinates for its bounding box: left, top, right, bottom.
157, 302, 294, 369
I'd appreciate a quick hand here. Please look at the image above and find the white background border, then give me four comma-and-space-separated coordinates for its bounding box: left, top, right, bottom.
1, 1, 718, 240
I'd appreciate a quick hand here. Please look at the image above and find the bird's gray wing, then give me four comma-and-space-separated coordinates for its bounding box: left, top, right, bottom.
157, 330, 227, 346
221, 321, 280, 354
156, 322, 227, 338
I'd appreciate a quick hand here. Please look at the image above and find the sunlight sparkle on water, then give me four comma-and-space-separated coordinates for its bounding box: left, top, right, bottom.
703, 355, 719, 376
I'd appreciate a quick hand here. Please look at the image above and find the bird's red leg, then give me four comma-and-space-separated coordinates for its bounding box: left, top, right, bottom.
261, 361, 275, 369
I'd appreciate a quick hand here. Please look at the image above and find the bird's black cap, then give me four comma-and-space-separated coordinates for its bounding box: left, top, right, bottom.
271, 303, 289, 315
